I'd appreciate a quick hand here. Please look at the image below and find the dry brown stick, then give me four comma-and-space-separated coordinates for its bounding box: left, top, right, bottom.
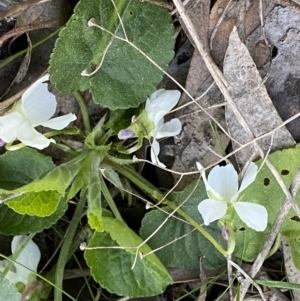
210, 0, 234, 50
273, 0, 300, 11
172, 0, 300, 299
238, 168, 300, 298
172, 0, 300, 216
0, 21, 55, 47
140, 0, 173, 10
227, 259, 267, 301
0, 0, 51, 20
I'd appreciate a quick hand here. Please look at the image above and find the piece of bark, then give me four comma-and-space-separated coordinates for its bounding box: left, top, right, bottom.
172, 0, 229, 189
223, 28, 295, 166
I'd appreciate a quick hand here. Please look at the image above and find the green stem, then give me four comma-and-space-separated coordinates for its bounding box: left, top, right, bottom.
5, 127, 82, 152
51, 143, 80, 156
0, 27, 63, 70
99, 172, 124, 222
267, 233, 281, 258
54, 193, 87, 301
40, 225, 92, 300
2, 233, 35, 277
73, 91, 92, 132
107, 159, 231, 255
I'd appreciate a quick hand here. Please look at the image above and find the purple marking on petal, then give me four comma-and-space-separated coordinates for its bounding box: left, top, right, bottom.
0, 139, 5, 147
118, 129, 135, 140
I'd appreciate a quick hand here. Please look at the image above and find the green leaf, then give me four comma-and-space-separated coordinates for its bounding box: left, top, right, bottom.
12, 162, 82, 195
140, 181, 226, 270
0, 148, 54, 190
6, 162, 81, 216
0, 274, 21, 301
286, 237, 300, 271
104, 107, 141, 133
100, 162, 124, 196
49, 0, 175, 110
87, 156, 103, 231
0, 198, 67, 235
254, 279, 300, 290
85, 218, 172, 297
233, 145, 300, 267
5, 191, 61, 216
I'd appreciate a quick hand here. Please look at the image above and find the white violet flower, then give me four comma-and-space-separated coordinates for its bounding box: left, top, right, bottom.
0, 235, 41, 286
145, 89, 182, 167
0, 74, 76, 149
197, 162, 268, 231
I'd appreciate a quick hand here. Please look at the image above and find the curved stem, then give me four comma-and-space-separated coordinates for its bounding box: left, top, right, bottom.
73, 91, 92, 132
5, 142, 26, 151
108, 159, 232, 256
267, 233, 281, 258
54, 192, 87, 301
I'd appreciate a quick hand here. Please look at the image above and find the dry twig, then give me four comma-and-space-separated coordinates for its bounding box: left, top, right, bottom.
0, 21, 55, 47
239, 167, 300, 299
0, 0, 51, 20
172, 1, 300, 299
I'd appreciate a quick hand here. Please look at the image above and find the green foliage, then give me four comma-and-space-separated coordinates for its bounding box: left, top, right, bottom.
0, 147, 68, 234
85, 217, 172, 297
0, 274, 21, 301
140, 181, 226, 270
233, 145, 300, 269
6, 162, 81, 216
0, 200, 67, 235
87, 157, 103, 231
0, 148, 54, 190
49, 0, 175, 110
104, 107, 141, 133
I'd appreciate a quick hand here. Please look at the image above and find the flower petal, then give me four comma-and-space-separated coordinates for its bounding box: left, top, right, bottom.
150, 138, 165, 167
145, 89, 180, 118
17, 121, 55, 149
0, 111, 24, 143
207, 164, 239, 202
238, 162, 258, 194
11, 235, 41, 283
233, 202, 268, 231
21, 74, 57, 123
197, 198, 227, 225
196, 162, 223, 202
157, 90, 180, 112
156, 118, 182, 139
39, 113, 77, 130
145, 89, 166, 111
149, 111, 167, 128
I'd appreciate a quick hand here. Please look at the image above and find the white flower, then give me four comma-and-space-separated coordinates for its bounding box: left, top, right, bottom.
0, 74, 76, 149
197, 162, 268, 231
0, 235, 41, 286
145, 89, 182, 167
